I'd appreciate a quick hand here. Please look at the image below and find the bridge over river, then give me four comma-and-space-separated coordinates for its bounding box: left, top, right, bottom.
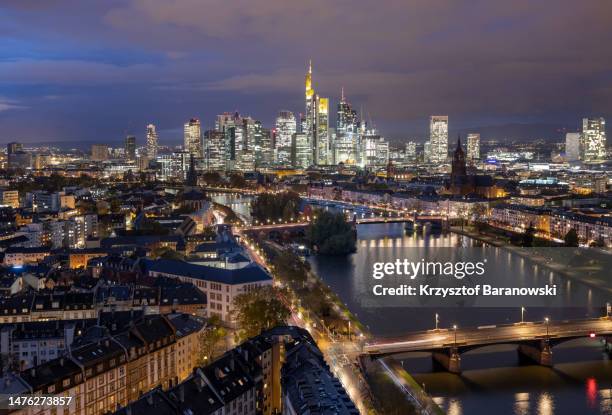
363, 317, 612, 373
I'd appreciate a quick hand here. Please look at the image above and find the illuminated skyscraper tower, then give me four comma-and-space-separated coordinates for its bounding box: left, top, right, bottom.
466, 133, 480, 161
581, 117, 606, 162
146, 124, 158, 159
184, 118, 202, 157
304, 60, 330, 165
429, 115, 449, 163
275, 111, 296, 166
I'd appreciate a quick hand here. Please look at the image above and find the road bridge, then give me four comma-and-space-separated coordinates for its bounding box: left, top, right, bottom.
363, 318, 612, 373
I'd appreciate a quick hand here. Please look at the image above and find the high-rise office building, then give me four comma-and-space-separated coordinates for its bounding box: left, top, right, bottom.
274, 111, 297, 166
466, 133, 480, 161
405, 141, 417, 162
303, 61, 330, 165
429, 115, 449, 163
253, 121, 273, 168
316, 96, 330, 164
7, 142, 22, 155
580, 117, 606, 162
292, 133, 312, 168
184, 118, 202, 157
203, 130, 226, 171
304, 61, 316, 155
146, 124, 158, 159
91, 144, 109, 161
125, 135, 136, 161
336, 89, 359, 135
215, 112, 256, 171
565, 132, 581, 162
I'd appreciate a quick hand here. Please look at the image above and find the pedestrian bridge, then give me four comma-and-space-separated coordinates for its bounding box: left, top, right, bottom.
363, 318, 612, 373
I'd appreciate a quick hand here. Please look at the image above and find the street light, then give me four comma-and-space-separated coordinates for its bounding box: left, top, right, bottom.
545, 317, 549, 338
435, 313, 439, 330
521, 306, 525, 324
453, 324, 458, 346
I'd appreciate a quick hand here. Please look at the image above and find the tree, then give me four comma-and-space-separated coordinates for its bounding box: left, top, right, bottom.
229, 173, 247, 189
197, 315, 227, 365
272, 251, 309, 285
250, 191, 301, 223
308, 211, 356, 255
521, 223, 536, 247
150, 247, 185, 261
564, 228, 579, 247
232, 286, 290, 341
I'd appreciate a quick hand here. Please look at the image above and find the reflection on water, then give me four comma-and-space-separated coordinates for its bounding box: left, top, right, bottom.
310, 222, 612, 415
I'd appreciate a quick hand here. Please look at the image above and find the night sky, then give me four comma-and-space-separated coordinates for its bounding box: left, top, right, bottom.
1, 0, 611, 145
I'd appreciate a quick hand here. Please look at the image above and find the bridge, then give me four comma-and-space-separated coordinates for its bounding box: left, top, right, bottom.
363, 318, 612, 373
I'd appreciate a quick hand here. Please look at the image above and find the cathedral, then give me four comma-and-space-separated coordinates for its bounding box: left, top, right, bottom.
447, 136, 500, 198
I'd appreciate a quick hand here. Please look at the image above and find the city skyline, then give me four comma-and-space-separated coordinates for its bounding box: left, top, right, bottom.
1, 1, 612, 144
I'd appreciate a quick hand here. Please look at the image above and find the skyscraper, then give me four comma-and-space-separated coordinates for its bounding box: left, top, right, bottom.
274, 111, 297, 166
7, 142, 22, 155
405, 141, 417, 163
316, 96, 330, 164
146, 124, 158, 159
565, 132, 580, 162
466, 133, 480, 161
215, 112, 256, 171
429, 116, 449, 163
336, 88, 359, 135
125, 135, 136, 161
184, 118, 202, 157
303, 61, 330, 165
580, 117, 606, 162
292, 133, 312, 168
203, 130, 226, 171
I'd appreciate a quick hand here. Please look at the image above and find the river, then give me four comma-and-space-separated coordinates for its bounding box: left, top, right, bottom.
309, 222, 612, 415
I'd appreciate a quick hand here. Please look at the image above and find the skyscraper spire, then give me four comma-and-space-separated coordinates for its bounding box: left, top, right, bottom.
341, 86, 345, 102
309, 59, 312, 75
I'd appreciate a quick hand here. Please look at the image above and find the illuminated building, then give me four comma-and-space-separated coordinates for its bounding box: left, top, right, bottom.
253, 121, 273, 168
303, 61, 330, 165
90, 144, 109, 162
275, 111, 297, 166
124, 135, 136, 161
565, 132, 580, 162
146, 124, 158, 159
292, 133, 311, 168
580, 117, 606, 162
157, 151, 190, 181
336, 88, 359, 135
304, 60, 315, 159
467, 133, 480, 161
215, 112, 257, 171
429, 115, 448, 163
361, 131, 389, 167
203, 130, 226, 171
184, 118, 202, 157
405, 141, 417, 162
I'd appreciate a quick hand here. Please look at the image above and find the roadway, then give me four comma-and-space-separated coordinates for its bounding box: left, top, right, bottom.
364, 318, 612, 355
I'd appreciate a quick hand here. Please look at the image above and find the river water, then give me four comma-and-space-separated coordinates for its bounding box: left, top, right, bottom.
210, 194, 612, 414
309, 222, 612, 415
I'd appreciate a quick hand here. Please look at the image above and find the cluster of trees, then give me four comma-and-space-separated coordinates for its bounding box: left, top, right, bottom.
250, 191, 301, 223
308, 211, 356, 255
232, 286, 290, 341
197, 315, 227, 365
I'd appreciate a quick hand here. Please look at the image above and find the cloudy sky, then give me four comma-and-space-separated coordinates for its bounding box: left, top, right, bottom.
1, 0, 611, 144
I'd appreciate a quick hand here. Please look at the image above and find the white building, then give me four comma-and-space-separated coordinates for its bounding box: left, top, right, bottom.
275, 111, 297, 166
429, 115, 449, 163
467, 133, 480, 161
581, 117, 606, 162
144, 260, 273, 326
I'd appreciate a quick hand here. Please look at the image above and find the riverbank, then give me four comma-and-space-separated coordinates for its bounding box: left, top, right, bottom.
451, 226, 612, 296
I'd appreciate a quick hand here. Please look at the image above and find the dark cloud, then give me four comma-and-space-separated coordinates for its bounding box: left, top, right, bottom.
0, 0, 611, 143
